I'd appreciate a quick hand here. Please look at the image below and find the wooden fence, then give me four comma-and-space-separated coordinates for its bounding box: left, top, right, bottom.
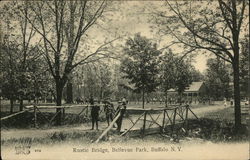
1, 103, 199, 143
95, 104, 199, 143
1, 104, 106, 127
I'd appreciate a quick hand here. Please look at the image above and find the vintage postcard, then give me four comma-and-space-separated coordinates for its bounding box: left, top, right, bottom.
0, 0, 249, 160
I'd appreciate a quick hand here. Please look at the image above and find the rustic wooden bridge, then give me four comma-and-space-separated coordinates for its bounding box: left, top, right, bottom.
95, 104, 198, 142
1, 103, 199, 143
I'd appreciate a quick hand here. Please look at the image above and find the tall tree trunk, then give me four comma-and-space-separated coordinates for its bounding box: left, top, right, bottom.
233, 59, 241, 131
142, 87, 145, 109
19, 98, 23, 111
66, 81, 73, 103
231, 18, 242, 131
55, 80, 64, 125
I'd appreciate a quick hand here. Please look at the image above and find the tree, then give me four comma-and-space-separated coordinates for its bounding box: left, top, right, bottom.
111, 63, 133, 101
0, 1, 41, 111
152, 0, 248, 130
71, 61, 112, 102
82, 65, 99, 98
158, 50, 176, 104
159, 49, 193, 104
27, 56, 55, 104
19, 0, 116, 124
94, 63, 112, 99
120, 33, 161, 108
0, 36, 52, 112
0, 41, 20, 113
189, 66, 204, 82
239, 35, 249, 98
204, 58, 231, 100
174, 60, 192, 96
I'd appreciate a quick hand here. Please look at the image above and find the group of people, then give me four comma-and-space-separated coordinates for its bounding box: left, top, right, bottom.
89, 96, 127, 131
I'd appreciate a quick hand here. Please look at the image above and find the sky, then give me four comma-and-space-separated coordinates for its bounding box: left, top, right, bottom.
2, 1, 233, 73
87, 1, 211, 73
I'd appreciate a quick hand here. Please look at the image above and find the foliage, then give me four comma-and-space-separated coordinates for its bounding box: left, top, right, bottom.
111, 63, 140, 101
121, 34, 160, 93
159, 49, 200, 95
14, 0, 115, 107
158, 50, 176, 93
120, 33, 161, 107
204, 58, 232, 100
189, 66, 204, 82
94, 62, 113, 99
174, 60, 192, 94
73, 62, 113, 100
151, 0, 248, 62
0, 1, 55, 112
151, 0, 248, 129
187, 118, 248, 142
0, 42, 20, 100
0, 0, 119, 125
0, 40, 53, 101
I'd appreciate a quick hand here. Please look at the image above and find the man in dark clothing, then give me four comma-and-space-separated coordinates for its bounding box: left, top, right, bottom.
103, 100, 115, 126
90, 97, 100, 130
89, 96, 94, 105
116, 97, 127, 131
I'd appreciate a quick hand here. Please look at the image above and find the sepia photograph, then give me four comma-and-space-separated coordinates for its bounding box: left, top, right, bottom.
0, 0, 249, 160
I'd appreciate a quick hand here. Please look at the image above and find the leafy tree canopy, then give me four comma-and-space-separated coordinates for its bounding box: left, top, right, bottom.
120, 33, 161, 93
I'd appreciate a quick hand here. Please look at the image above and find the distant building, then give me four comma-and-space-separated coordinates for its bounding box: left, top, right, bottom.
167, 82, 206, 103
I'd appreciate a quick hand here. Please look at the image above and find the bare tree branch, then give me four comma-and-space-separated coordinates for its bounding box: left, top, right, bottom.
71, 36, 121, 70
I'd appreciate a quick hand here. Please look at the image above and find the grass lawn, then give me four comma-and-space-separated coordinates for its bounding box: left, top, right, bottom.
186, 106, 249, 142
203, 106, 249, 125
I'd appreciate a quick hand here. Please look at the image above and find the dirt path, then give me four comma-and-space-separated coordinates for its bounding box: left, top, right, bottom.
1, 104, 229, 140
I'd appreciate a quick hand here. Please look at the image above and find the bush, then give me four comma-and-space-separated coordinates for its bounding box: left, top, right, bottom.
186, 118, 249, 142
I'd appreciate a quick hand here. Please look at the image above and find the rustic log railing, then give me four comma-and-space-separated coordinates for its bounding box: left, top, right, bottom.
124, 105, 198, 136
0, 104, 106, 127
26, 104, 107, 127
95, 104, 199, 142
0, 107, 33, 121
1, 103, 199, 143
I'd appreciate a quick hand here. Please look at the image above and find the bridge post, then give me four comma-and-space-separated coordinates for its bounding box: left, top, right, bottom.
86, 105, 89, 118
162, 110, 166, 132
34, 105, 37, 128
62, 108, 65, 123
142, 111, 147, 136
171, 108, 177, 136
185, 105, 189, 134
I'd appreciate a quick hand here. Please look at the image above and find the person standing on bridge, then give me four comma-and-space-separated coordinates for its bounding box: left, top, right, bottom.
103, 99, 115, 127
223, 97, 227, 107
90, 96, 100, 130
116, 97, 127, 131
122, 97, 128, 108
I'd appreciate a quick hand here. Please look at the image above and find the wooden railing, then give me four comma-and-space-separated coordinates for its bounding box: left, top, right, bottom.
95, 104, 199, 142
